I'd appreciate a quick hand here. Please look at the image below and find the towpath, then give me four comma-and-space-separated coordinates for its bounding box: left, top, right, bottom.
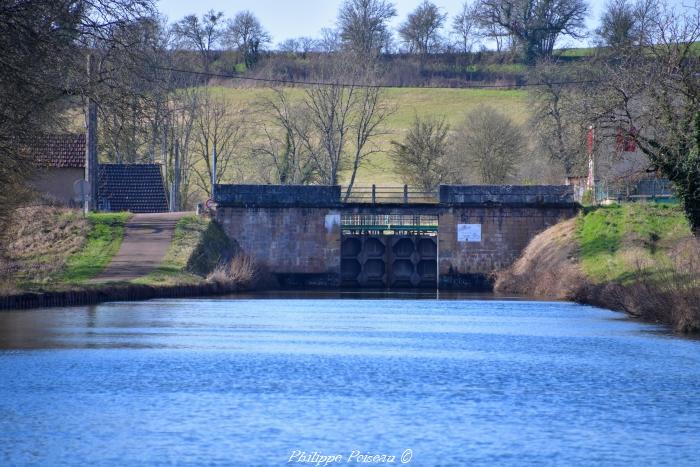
93, 212, 190, 283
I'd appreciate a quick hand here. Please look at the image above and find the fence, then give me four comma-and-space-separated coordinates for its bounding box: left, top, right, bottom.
595, 177, 676, 203
341, 213, 439, 235
341, 185, 438, 204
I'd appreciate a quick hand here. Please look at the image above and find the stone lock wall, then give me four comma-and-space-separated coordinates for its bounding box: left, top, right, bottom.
437, 206, 578, 290
437, 186, 578, 290
214, 185, 342, 287
215, 184, 579, 290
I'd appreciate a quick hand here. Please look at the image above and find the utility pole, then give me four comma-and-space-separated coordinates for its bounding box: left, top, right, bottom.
211, 145, 217, 201
171, 139, 181, 212
586, 125, 595, 192
85, 53, 99, 214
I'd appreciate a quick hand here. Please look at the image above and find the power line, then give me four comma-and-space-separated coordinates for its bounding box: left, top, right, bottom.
152, 65, 600, 90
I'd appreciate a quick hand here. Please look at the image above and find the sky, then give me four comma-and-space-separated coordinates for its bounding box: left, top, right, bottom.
156, 0, 684, 49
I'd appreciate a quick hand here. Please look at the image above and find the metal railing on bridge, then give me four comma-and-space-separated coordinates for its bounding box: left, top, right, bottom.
341, 185, 438, 204
341, 214, 439, 235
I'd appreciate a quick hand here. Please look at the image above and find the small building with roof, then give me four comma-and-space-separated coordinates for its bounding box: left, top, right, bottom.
28, 133, 169, 213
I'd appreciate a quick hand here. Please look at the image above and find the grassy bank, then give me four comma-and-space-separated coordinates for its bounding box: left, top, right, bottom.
0, 207, 130, 292
62, 212, 131, 284
0, 208, 236, 299
497, 203, 700, 333
134, 215, 235, 287
0, 208, 253, 310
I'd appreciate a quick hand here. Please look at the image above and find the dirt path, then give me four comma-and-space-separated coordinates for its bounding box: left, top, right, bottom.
93, 212, 191, 283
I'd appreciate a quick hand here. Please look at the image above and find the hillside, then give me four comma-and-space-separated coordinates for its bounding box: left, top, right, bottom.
215, 86, 531, 186
496, 204, 700, 333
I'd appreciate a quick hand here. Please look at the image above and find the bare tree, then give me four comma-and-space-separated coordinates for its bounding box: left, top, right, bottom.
191, 89, 247, 197
398, 0, 447, 55
453, 105, 526, 184
172, 10, 225, 73
596, 0, 637, 47
278, 36, 315, 58
318, 28, 342, 53
596, 0, 658, 48
278, 38, 301, 55
474, 0, 588, 64
96, 16, 169, 164
527, 62, 590, 176
225, 11, 271, 69
163, 86, 200, 211
476, 18, 511, 52
452, 1, 479, 53
337, 0, 397, 57
390, 116, 454, 191
253, 89, 316, 185
300, 58, 392, 198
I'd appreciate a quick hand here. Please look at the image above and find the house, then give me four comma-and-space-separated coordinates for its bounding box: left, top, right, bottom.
29, 133, 169, 213
29, 134, 86, 206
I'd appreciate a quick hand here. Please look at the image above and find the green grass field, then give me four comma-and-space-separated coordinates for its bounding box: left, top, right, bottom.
215, 86, 530, 186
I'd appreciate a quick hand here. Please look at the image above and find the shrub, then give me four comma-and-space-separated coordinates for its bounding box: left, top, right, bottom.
207, 253, 258, 287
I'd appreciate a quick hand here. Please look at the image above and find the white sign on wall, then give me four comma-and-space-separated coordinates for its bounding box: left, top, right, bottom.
325, 213, 341, 233
457, 224, 482, 243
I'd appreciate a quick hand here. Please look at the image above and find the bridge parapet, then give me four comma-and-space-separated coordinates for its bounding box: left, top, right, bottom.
439, 185, 575, 206
215, 184, 341, 208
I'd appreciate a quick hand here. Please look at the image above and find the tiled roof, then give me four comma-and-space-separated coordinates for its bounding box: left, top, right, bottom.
98, 164, 169, 213
30, 134, 86, 168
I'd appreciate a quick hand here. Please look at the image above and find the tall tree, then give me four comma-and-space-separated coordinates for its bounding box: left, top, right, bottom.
584, 2, 700, 233
596, 0, 657, 49
474, 0, 588, 63
596, 0, 637, 47
298, 57, 392, 198
528, 62, 591, 176
398, 0, 447, 55
254, 89, 316, 185
452, 1, 479, 53
453, 105, 525, 184
0, 0, 154, 237
192, 89, 247, 196
225, 11, 270, 69
172, 10, 224, 73
318, 27, 342, 53
96, 16, 167, 164
337, 0, 397, 57
390, 116, 453, 191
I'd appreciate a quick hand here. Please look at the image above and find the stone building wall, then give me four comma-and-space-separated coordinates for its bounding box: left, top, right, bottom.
31, 168, 84, 206
437, 205, 578, 290
216, 207, 342, 287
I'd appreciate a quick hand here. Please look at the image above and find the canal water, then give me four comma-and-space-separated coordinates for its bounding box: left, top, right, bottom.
1, 293, 699, 466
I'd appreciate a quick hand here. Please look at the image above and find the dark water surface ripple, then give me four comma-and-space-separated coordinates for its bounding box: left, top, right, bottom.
1, 294, 699, 466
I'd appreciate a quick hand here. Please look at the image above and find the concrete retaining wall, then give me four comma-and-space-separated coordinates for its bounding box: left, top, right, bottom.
0, 282, 245, 311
